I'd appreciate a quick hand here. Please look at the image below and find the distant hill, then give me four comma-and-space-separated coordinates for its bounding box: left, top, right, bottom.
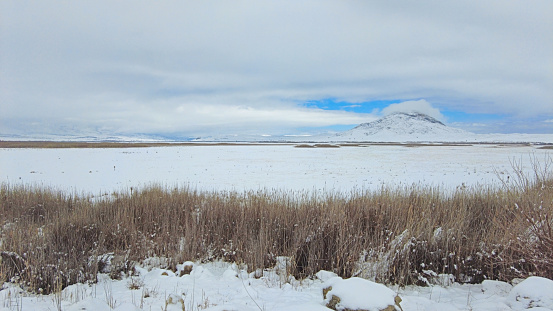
330, 112, 473, 142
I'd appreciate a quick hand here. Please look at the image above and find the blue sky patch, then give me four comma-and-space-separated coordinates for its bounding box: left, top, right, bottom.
441, 110, 505, 123
302, 98, 402, 114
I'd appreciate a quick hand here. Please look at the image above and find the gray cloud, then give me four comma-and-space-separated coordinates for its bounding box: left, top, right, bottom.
1, 0, 552, 136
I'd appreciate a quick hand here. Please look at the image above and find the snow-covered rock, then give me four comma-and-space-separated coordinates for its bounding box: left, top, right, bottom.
507, 276, 553, 310
322, 277, 402, 311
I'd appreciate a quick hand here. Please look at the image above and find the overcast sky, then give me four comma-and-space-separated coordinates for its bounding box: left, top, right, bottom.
1, 1, 552, 138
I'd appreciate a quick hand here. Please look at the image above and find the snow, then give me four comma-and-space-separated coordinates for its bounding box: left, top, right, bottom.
1, 144, 550, 194
481, 280, 513, 296
1, 261, 552, 311
316, 271, 339, 282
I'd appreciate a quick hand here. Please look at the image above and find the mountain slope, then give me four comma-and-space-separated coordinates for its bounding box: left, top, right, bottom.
332, 112, 474, 142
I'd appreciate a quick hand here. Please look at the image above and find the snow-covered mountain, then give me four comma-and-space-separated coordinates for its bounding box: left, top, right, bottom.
191, 113, 475, 143
328, 112, 473, 142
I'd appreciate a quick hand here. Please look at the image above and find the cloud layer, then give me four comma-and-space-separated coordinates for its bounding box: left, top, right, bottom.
1, 0, 552, 136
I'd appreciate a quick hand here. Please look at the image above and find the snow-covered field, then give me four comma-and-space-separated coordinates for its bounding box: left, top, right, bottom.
2, 144, 553, 311
1, 144, 551, 194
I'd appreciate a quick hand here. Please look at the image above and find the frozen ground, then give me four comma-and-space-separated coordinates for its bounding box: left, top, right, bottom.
2, 261, 553, 311
0, 144, 551, 194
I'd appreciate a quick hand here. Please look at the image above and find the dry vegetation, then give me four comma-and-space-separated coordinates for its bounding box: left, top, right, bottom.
0, 141, 283, 149
1, 160, 552, 294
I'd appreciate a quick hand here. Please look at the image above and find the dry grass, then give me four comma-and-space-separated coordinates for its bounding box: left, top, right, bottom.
1, 161, 552, 294
0, 141, 291, 149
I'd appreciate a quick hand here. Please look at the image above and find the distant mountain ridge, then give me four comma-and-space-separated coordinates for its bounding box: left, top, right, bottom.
4, 112, 553, 144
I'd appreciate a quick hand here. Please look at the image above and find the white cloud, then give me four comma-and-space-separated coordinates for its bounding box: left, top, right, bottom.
12, 96, 375, 136
381, 100, 445, 122
171, 104, 375, 133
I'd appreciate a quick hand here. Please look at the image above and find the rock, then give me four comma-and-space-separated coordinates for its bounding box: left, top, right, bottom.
322, 277, 403, 311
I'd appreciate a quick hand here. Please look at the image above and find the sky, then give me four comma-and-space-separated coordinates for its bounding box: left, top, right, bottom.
1, 1, 552, 138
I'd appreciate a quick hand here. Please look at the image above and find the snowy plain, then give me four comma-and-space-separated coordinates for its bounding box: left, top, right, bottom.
1, 144, 551, 195
1, 143, 553, 311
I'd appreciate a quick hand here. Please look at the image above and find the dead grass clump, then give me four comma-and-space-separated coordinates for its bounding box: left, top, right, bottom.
313, 144, 340, 148
0, 159, 552, 293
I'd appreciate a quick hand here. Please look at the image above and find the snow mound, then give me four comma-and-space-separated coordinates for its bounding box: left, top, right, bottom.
322, 277, 401, 311
507, 276, 553, 310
